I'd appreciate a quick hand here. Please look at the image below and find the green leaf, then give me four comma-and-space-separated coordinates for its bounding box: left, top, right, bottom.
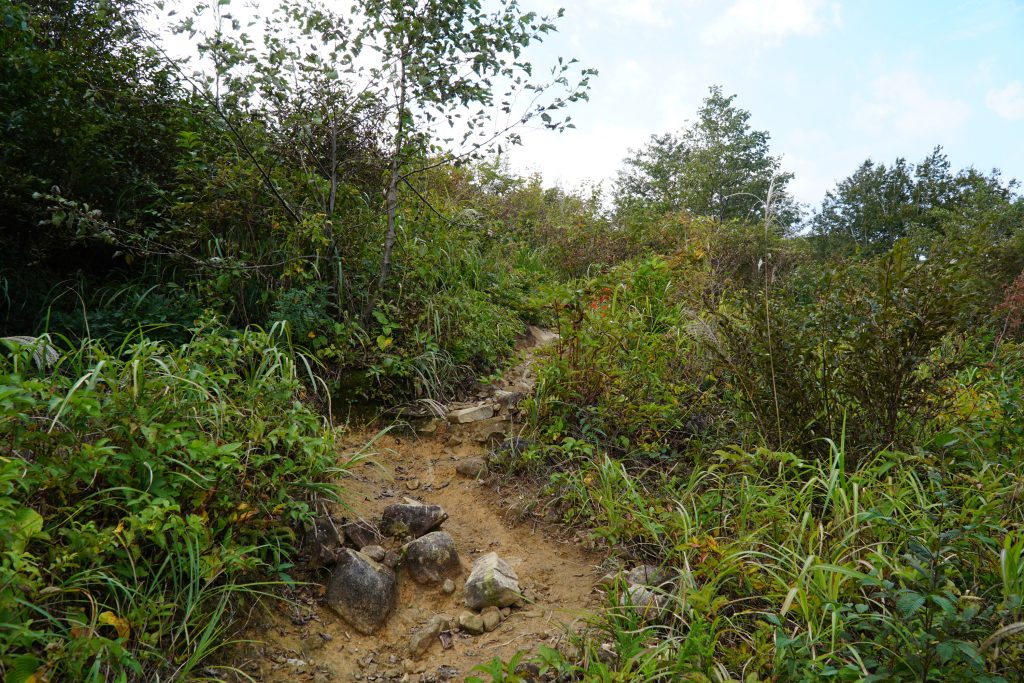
895, 590, 925, 618
10, 507, 44, 553
5, 654, 41, 683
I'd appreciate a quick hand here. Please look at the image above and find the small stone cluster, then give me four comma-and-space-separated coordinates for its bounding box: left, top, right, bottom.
305, 503, 527, 657
416, 326, 559, 444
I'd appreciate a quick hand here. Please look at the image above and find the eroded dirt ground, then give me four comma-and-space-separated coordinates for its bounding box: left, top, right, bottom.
233, 427, 605, 683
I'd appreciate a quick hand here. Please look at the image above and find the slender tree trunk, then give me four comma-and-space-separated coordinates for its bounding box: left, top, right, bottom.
326, 109, 345, 313
328, 108, 338, 216
364, 51, 407, 322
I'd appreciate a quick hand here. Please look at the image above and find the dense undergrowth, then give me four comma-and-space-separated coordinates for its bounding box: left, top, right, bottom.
0, 326, 350, 681
494, 217, 1024, 681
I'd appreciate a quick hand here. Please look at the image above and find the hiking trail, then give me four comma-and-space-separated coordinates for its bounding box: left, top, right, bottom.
233, 328, 608, 682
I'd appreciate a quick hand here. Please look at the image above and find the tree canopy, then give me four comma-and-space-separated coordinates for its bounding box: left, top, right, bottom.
811, 146, 1024, 256
614, 85, 798, 228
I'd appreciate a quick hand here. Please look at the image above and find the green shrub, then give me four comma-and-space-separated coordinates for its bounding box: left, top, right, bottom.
527, 256, 726, 464
528, 436, 1024, 682
0, 322, 345, 681
719, 242, 979, 460
269, 283, 333, 341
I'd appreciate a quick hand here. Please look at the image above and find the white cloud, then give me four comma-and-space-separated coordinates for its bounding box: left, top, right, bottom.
779, 128, 832, 204
608, 59, 651, 94
701, 0, 840, 45
852, 70, 970, 141
986, 82, 1024, 120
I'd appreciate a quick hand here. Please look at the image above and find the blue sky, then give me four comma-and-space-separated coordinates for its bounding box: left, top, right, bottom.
507, 0, 1024, 208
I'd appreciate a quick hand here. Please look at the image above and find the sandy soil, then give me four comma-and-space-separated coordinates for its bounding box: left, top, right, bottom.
234, 428, 605, 683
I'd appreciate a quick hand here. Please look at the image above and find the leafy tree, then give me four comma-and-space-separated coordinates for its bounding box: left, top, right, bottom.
0, 0, 192, 333
614, 85, 797, 228
811, 146, 1024, 256
810, 157, 915, 254
172, 0, 594, 321
350, 0, 595, 317
612, 132, 688, 219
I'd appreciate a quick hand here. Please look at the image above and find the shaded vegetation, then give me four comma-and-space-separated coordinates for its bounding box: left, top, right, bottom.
1, 326, 350, 680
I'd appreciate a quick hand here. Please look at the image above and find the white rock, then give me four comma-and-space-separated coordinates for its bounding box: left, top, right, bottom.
464, 552, 521, 609
448, 404, 495, 424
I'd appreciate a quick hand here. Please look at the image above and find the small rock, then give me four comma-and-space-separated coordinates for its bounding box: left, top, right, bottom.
492, 389, 522, 407
381, 503, 448, 539
342, 518, 382, 549
448, 404, 495, 424
500, 607, 511, 618
404, 531, 461, 585
383, 550, 401, 568
524, 325, 559, 347
302, 634, 326, 652
489, 438, 534, 467
514, 662, 542, 681
416, 420, 440, 435
362, 545, 386, 562
305, 514, 345, 568
464, 552, 521, 610
458, 610, 485, 635
455, 457, 489, 478
595, 572, 618, 590
442, 579, 456, 594
325, 549, 398, 634
596, 642, 616, 664
437, 665, 460, 680
406, 479, 420, 491
409, 616, 446, 658
439, 629, 454, 650
480, 606, 501, 632
622, 584, 664, 623
625, 564, 674, 590
469, 416, 511, 443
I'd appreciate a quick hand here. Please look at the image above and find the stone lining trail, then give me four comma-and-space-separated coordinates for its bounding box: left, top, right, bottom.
234, 327, 610, 682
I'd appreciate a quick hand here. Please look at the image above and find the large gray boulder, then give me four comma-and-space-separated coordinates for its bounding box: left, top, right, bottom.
455, 457, 489, 479
625, 564, 674, 590
404, 531, 461, 584
325, 549, 397, 634
408, 615, 448, 658
464, 552, 521, 609
380, 503, 448, 539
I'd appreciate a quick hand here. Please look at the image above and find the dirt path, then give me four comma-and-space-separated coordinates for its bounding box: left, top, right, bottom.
236, 332, 606, 683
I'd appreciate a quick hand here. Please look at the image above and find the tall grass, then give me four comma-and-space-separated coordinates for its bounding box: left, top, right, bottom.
0, 320, 353, 681
525, 429, 1024, 681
